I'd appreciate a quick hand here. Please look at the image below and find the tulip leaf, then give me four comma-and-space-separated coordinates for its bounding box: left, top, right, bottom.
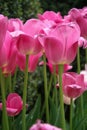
26, 94, 41, 130
49, 97, 61, 127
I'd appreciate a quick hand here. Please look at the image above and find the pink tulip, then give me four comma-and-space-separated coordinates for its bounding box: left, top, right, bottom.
68, 7, 87, 38
0, 93, 23, 116
12, 19, 45, 55
40, 22, 80, 64
62, 72, 85, 98
38, 11, 63, 23
8, 18, 23, 32
0, 14, 8, 49
30, 120, 62, 130
0, 31, 12, 68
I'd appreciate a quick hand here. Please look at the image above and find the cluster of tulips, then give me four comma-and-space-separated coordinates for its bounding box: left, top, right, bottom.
0, 6, 87, 130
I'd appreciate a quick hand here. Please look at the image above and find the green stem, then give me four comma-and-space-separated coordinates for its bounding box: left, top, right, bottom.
77, 47, 84, 130
0, 69, 9, 130
77, 47, 80, 73
43, 54, 49, 122
85, 48, 87, 63
8, 73, 12, 92
41, 74, 53, 119
70, 98, 73, 130
58, 64, 66, 130
53, 65, 58, 107
12, 67, 18, 92
22, 55, 29, 130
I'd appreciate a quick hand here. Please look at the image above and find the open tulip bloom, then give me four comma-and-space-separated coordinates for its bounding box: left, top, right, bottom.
40, 22, 80, 65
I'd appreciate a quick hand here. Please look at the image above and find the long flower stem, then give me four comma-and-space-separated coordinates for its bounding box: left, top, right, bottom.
77, 47, 80, 73
22, 54, 29, 130
77, 47, 84, 130
58, 64, 66, 130
8, 73, 12, 92
0, 69, 9, 130
70, 98, 73, 130
53, 65, 58, 107
13, 67, 18, 92
43, 54, 49, 122
85, 48, 87, 63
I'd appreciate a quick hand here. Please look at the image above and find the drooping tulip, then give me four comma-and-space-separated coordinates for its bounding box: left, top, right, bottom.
0, 93, 23, 116
62, 72, 85, 98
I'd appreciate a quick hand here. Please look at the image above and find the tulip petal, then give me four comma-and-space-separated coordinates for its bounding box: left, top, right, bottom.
44, 37, 63, 64
16, 34, 35, 55
6, 93, 23, 110
64, 84, 82, 98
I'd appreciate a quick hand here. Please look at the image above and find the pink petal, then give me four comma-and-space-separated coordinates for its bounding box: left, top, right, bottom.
8, 18, 23, 32
23, 19, 45, 37
6, 93, 23, 111
6, 107, 18, 116
0, 15, 8, 48
16, 34, 35, 55
30, 120, 62, 130
62, 73, 76, 86
64, 84, 83, 98
28, 52, 42, 72
66, 42, 78, 64
0, 31, 12, 67
38, 11, 62, 23
44, 37, 63, 64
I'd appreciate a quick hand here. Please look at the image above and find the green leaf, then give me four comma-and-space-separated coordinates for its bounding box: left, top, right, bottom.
26, 94, 41, 130
13, 114, 22, 130
49, 97, 61, 127
74, 116, 87, 130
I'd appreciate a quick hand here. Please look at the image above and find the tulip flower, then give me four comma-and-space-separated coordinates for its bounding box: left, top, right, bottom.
11, 19, 45, 55
62, 72, 85, 98
68, 7, 87, 38
40, 22, 80, 65
0, 14, 8, 49
30, 120, 62, 130
0, 93, 23, 116
8, 18, 23, 32
38, 11, 63, 23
